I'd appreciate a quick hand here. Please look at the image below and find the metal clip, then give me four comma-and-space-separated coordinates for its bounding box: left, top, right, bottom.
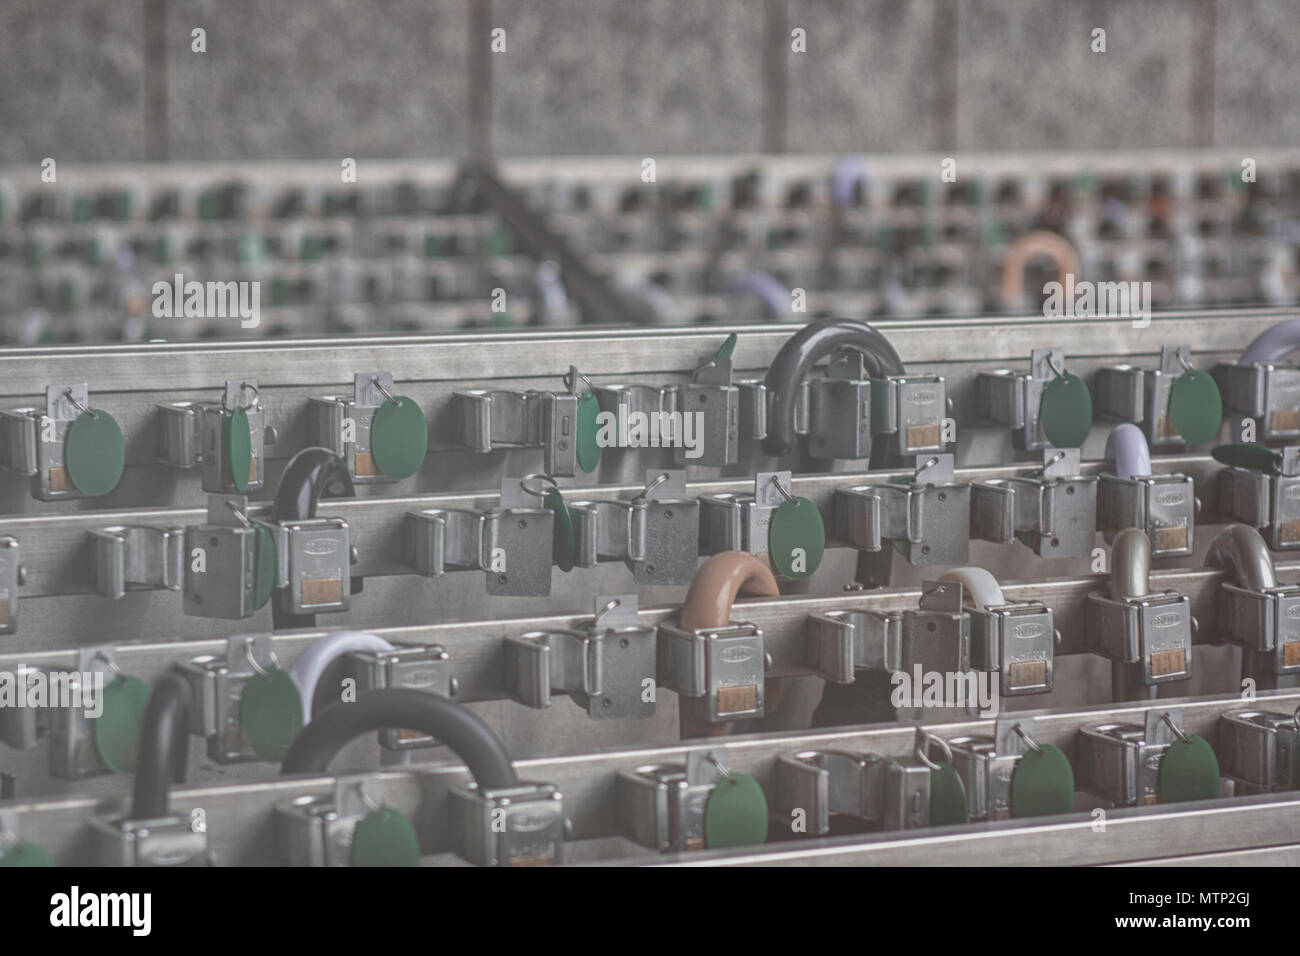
1096, 346, 1195, 448
618, 760, 717, 851
570, 470, 699, 585
1219, 446, 1300, 550
309, 372, 415, 484
776, 750, 924, 834
805, 349, 872, 459
677, 350, 740, 467
183, 495, 261, 620
971, 448, 1098, 557
1097, 472, 1197, 557
89, 525, 185, 599
176, 634, 278, 763
47, 646, 119, 779
870, 374, 947, 457
3, 385, 104, 499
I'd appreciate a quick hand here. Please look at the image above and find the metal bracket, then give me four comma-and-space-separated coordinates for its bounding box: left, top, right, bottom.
1217, 358, 1300, 441
570, 469, 698, 585
1086, 589, 1193, 684
835, 454, 971, 565
89, 525, 186, 599
0, 536, 22, 634
448, 781, 565, 867
699, 469, 790, 555
976, 349, 1067, 451
1097, 471, 1197, 557
971, 448, 1098, 557
275, 773, 395, 866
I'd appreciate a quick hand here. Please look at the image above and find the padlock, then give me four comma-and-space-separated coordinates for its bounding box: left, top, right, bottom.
448, 781, 565, 867
309, 372, 428, 484
505, 594, 655, 719
0, 536, 22, 634
1097, 422, 1196, 558
272, 517, 352, 616
870, 373, 948, 458
92, 813, 209, 867
158, 380, 268, 493
970, 448, 1098, 557
0, 384, 124, 500
569, 470, 699, 586
1218, 709, 1300, 794
346, 645, 455, 750
1206, 524, 1300, 681
835, 454, 971, 566
1218, 446, 1300, 550
1216, 357, 1300, 441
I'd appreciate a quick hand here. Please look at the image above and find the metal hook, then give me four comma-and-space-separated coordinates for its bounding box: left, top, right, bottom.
637, 472, 670, 501
63, 388, 98, 420
1012, 722, 1044, 756
768, 473, 796, 504
1161, 712, 1191, 745
370, 376, 399, 406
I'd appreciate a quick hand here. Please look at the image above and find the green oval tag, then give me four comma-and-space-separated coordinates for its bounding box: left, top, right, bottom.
370, 397, 428, 480
1038, 373, 1093, 448
1212, 443, 1282, 474
545, 487, 576, 572
576, 392, 602, 474
224, 406, 253, 492
0, 843, 54, 867
929, 761, 970, 825
253, 522, 278, 610
64, 410, 125, 497
351, 807, 420, 867
768, 497, 825, 580
714, 333, 738, 363
704, 773, 769, 849
239, 668, 303, 761
1168, 369, 1223, 444
1010, 744, 1075, 818
93, 675, 151, 773
1158, 734, 1220, 804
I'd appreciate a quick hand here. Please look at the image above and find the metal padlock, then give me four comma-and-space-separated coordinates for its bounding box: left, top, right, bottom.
175, 635, 277, 763
570, 470, 699, 586
448, 781, 565, 867
806, 350, 872, 460
1, 384, 114, 500
970, 448, 1098, 557
158, 380, 268, 493
347, 645, 454, 750
976, 349, 1074, 451
1096, 471, 1197, 557
1215, 579, 1300, 677
1218, 446, 1300, 550
1077, 709, 1185, 806
1086, 588, 1193, 686
272, 517, 352, 616
618, 750, 725, 851
1096, 345, 1202, 448
1216, 358, 1300, 441
1218, 709, 1300, 793
870, 373, 947, 457
92, 813, 209, 867
0, 536, 22, 634
454, 385, 580, 477
968, 599, 1056, 697
276, 776, 401, 866
184, 495, 260, 620
505, 594, 655, 719
406, 479, 554, 596
947, 717, 1039, 820
309, 372, 421, 484
836, 454, 971, 565
657, 608, 766, 725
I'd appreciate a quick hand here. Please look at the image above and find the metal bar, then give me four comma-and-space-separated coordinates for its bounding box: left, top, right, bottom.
5, 689, 1299, 865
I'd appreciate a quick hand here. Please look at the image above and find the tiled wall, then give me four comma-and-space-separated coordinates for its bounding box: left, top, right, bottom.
0, 0, 1293, 163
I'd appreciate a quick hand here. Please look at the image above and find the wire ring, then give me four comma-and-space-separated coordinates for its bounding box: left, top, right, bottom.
1012, 722, 1044, 756
221, 382, 260, 413
224, 499, 253, 529
769, 474, 796, 504
63, 388, 98, 420
563, 369, 595, 394
1162, 712, 1191, 745
370, 376, 398, 406
244, 640, 280, 678
914, 727, 953, 770
638, 472, 670, 501
519, 473, 558, 499
706, 753, 734, 781
94, 651, 124, 680
595, 597, 621, 622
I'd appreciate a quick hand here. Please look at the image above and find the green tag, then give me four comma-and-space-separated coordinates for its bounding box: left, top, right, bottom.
1158, 734, 1221, 804
768, 497, 825, 580
224, 406, 253, 492
64, 410, 124, 497
0, 843, 54, 867
1212, 443, 1282, 473
239, 668, 303, 762
1010, 744, 1075, 818
1038, 373, 1093, 448
704, 774, 769, 849
929, 762, 970, 825
1168, 369, 1223, 444
252, 522, 278, 610
370, 397, 428, 480
575, 392, 602, 474
351, 807, 420, 867
714, 333, 738, 363
545, 488, 576, 572
93, 675, 150, 773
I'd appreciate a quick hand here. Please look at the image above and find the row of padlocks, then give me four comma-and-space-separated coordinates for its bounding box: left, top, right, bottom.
4, 294, 1300, 866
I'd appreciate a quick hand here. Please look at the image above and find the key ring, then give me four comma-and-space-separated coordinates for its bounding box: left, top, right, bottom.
706, 752, 734, 781
1161, 712, 1191, 745
94, 651, 124, 681
769, 473, 796, 504
519, 473, 559, 499
370, 376, 398, 406
63, 388, 98, 420
563, 368, 594, 394
224, 499, 253, 529
1175, 348, 1195, 374
244, 639, 280, 677
637, 472, 670, 501
1012, 722, 1044, 756
221, 382, 260, 413
594, 597, 621, 623
914, 727, 953, 770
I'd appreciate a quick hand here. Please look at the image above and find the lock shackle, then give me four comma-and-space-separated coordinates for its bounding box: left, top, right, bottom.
281, 689, 519, 790
1000, 229, 1081, 307
289, 630, 395, 724
1239, 317, 1300, 366
1110, 527, 1152, 601
726, 271, 788, 319
762, 319, 905, 456
1205, 523, 1277, 592
939, 566, 1005, 611
1105, 422, 1151, 481
680, 551, 779, 630
273, 447, 356, 523
130, 674, 192, 822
